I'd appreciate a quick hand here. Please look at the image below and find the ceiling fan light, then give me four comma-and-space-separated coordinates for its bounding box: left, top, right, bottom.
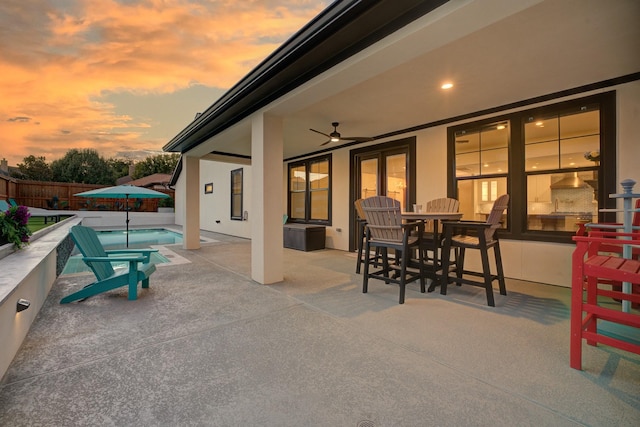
330, 136, 340, 142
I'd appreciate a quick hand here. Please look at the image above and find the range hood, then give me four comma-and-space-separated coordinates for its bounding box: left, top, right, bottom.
550, 172, 588, 189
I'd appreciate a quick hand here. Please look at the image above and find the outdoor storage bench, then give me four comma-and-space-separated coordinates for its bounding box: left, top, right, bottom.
283, 224, 326, 251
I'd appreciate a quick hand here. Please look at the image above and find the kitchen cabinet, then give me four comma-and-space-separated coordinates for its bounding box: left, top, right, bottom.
528, 175, 551, 202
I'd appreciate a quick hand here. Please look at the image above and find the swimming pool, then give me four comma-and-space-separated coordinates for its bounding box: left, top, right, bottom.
62, 228, 182, 275
92, 228, 183, 248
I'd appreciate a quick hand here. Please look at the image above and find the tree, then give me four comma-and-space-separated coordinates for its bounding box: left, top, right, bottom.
15, 155, 53, 181
107, 158, 133, 181
51, 149, 115, 185
132, 153, 180, 179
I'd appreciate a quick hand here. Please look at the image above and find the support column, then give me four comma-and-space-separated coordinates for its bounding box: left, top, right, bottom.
251, 113, 284, 284
182, 155, 201, 250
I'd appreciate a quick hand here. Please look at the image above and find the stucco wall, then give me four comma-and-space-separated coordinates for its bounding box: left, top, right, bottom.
174, 160, 253, 239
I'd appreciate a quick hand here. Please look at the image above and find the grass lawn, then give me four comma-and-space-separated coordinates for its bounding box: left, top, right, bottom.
27, 215, 71, 233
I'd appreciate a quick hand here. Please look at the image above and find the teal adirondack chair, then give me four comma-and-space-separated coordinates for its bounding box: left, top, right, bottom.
61, 225, 159, 304
0, 200, 9, 211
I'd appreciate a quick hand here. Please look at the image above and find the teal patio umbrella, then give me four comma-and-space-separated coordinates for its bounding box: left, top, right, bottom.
75, 184, 170, 247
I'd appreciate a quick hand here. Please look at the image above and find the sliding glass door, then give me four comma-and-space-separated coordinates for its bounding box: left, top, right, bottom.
350, 138, 416, 251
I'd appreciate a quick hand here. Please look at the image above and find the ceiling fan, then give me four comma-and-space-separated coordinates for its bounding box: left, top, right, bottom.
310, 122, 374, 146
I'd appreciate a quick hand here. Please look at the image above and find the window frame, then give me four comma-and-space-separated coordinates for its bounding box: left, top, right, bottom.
287, 154, 332, 225
230, 168, 243, 221
447, 91, 617, 243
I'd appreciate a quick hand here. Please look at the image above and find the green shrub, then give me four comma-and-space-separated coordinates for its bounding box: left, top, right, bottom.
158, 197, 174, 208
0, 205, 32, 248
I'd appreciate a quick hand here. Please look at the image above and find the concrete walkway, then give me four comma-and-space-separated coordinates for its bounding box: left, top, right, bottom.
1, 231, 638, 426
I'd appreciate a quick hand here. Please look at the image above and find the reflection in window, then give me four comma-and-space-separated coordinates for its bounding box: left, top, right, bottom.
455, 121, 509, 177
289, 164, 306, 220
360, 158, 378, 199
386, 153, 407, 208
310, 159, 329, 221
525, 108, 599, 171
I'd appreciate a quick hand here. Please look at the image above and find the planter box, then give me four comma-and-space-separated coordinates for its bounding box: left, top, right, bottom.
283, 224, 326, 251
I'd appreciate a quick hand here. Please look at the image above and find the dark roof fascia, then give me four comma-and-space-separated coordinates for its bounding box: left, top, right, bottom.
163, 0, 449, 154
169, 156, 182, 187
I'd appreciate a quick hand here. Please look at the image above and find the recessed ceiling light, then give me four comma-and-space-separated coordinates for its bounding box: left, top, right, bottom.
496, 124, 506, 130
441, 82, 453, 90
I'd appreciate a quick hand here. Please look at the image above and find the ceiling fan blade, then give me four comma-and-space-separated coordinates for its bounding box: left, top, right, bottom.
310, 128, 330, 138
311, 123, 374, 146
341, 136, 375, 142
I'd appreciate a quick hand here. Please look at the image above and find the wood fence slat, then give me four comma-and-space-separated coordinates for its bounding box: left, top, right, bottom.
1, 176, 173, 212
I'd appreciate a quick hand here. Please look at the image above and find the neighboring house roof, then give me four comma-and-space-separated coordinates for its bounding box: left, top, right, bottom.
116, 175, 133, 185
0, 167, 19, 181
163, 0, 448, 155
127, 173, 172, 189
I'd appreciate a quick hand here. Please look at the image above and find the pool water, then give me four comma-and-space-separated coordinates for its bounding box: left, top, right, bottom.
92, 228, 183, 248
62, 228, 182, 275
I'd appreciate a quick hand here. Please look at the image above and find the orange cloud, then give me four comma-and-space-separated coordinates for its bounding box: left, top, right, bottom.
0, 0, 331, 165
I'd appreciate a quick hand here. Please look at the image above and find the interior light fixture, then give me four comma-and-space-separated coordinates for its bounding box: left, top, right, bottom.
535, 121, 544, 127
17, 299, 31, 312
330, 136, 340, 142
441, 82, 453, 90
496, 124, 506, 130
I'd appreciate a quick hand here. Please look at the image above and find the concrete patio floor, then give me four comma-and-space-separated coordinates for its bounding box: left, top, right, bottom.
0, 229, 638, 426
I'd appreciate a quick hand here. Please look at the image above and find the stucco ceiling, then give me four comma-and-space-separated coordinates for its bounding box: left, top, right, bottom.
195, 0, 640, 161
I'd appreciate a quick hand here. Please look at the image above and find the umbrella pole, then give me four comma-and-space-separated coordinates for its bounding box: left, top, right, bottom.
126, 195, 129, 248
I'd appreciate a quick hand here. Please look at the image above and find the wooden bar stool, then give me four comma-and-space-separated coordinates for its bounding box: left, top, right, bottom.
439, 194, 509, 307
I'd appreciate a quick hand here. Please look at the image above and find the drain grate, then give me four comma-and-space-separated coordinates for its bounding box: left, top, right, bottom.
358, 421, 376, 427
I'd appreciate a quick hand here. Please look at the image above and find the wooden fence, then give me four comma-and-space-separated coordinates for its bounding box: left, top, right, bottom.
1, 176, 173, 212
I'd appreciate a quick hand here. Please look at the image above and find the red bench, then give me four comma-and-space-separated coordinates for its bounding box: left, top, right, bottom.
571, 232, 640, 370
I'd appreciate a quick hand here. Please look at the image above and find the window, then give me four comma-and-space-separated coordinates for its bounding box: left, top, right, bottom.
230, 168, 243, 220
524, 106, 600, 232
288, 154, 331, 224
453, 121, 510, 228
448, 92, 616, 242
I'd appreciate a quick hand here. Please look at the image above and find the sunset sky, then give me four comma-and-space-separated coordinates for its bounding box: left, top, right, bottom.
0, 0, 332, 166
